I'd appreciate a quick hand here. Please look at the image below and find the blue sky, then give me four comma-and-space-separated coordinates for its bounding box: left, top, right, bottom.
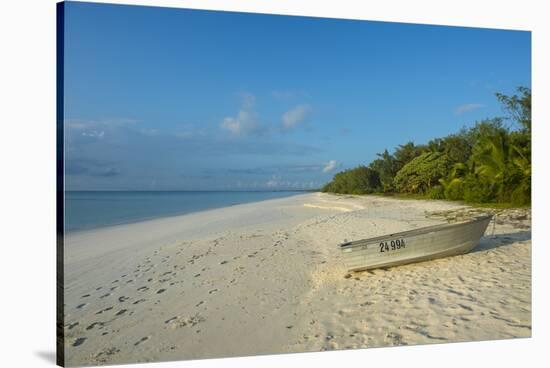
63, 1, 531, 191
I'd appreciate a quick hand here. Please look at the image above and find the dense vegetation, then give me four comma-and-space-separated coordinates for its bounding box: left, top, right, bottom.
322, 87, 531, 206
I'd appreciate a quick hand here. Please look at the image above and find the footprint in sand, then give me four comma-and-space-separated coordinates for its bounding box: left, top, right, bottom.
76, 303, 87, 309
81, 294, 90, 298
133, 299, 146, 305
118, 296, 129, 302
100, 293, 111, 299
96, 306, 113, 315
137, 286, 149, 292
72, 337, 87, 347
66, 322, 79, 330
86, 322, 104, 330
166, 314, 205, 329
156, 289, 166, 294
93, 347, 120, 363
134, 336, 150, 346
209, 289, 218, 294
165, 316, 178, 324
115, 309, 128, 316
385, 332, 405, 345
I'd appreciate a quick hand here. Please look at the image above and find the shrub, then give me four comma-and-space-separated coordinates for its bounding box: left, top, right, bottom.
322, 166, 381, 194
427, 185, 445, 199
444, 179, 465, 200
509, 176, 531, 206
462, 175, 496, 203
393, 152, 452, 194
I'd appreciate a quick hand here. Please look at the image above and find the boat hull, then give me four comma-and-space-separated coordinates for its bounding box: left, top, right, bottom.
339, 215, 492, 272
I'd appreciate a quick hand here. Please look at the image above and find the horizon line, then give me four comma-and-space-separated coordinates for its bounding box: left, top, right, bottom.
64, 189, 319, 192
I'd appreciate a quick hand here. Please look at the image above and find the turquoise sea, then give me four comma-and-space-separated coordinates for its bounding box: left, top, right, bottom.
64, 191, 304, 232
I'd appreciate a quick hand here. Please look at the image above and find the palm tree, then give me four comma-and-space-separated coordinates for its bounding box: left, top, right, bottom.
474, 132, 506, 173
472, 131, 531, 203
509, 144, 531, 203
471, 132, 508, 200
439, 162, 468, 200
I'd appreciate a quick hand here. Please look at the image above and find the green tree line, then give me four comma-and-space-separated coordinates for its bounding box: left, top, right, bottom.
322, 87, 531, 206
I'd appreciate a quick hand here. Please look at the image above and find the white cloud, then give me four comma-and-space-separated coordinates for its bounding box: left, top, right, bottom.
221, 95, 312, 135
66, 118, 138, 129
65, 118, 138, 141
262, 176, 320, 190
81, 130, 105, 139
322, 160, 340, 173
454, 103, 484, 115
64, 117, 146, 158
282, 104, 311, 130
66, 121, 87, 130
221, 110, 259, 135
220, 93, 264, 136
266, 175, 281, 188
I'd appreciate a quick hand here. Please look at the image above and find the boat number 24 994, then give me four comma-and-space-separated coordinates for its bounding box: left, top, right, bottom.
379, 239, 406, 252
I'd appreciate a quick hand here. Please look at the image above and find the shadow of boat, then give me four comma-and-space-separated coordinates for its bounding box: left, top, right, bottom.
471, 230, 531, 253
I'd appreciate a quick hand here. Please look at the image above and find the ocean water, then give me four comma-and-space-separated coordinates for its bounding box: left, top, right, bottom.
64, 191, 304, 232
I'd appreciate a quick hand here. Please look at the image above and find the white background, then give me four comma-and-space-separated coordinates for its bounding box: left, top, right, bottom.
1, 0, 548, 367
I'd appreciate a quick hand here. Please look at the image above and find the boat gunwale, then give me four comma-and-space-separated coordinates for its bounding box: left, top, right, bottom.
338, 214, 493, 249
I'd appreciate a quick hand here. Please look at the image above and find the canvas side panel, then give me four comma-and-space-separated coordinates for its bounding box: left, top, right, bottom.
56, 2, 65, 366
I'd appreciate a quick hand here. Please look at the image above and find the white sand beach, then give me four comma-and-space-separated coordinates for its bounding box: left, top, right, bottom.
63, 193, 531, 366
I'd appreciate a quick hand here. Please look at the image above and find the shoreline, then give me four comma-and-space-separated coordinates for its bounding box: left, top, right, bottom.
65, 190, 531, 234
64, 191, 307, 234
63, 193, 531, 366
